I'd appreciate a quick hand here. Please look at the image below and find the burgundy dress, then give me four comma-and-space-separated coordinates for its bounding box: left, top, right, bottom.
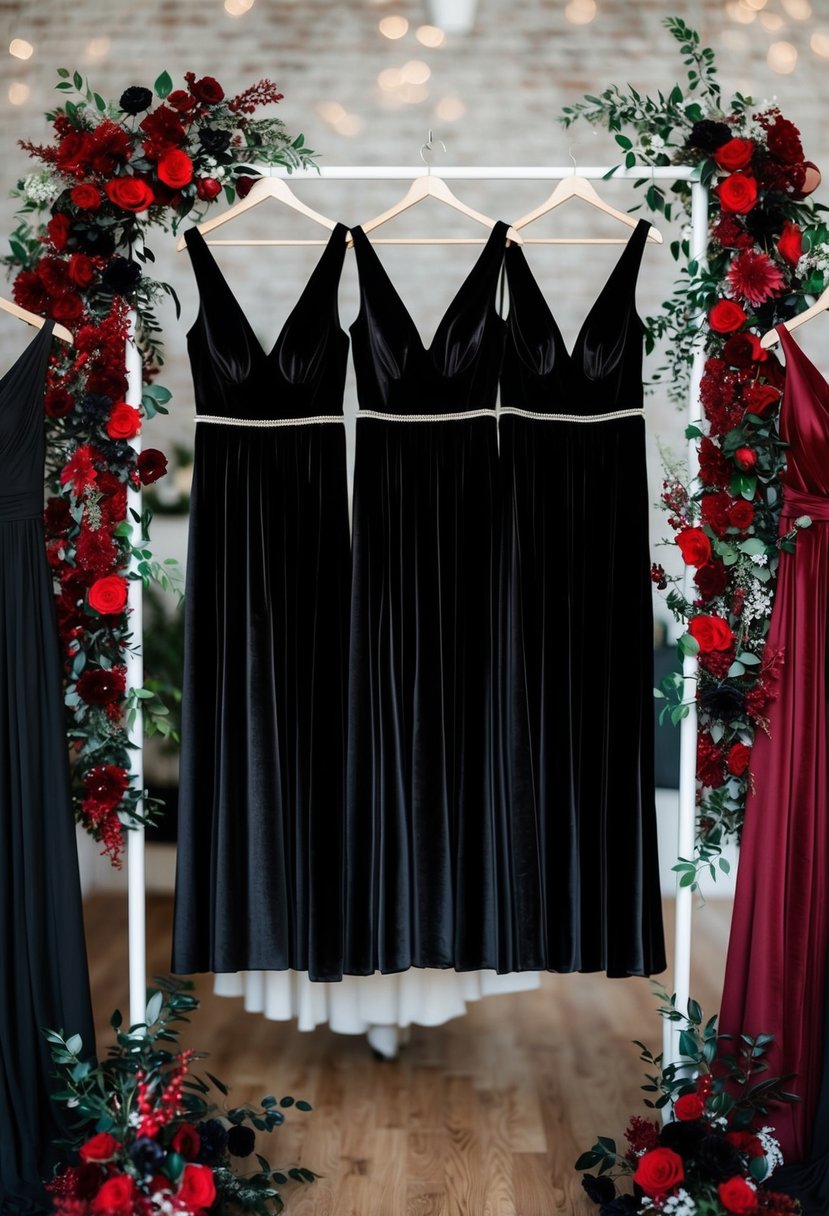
720, 324, 829, 1181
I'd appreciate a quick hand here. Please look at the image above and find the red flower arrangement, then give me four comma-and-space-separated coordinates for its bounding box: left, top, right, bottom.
8, 68, 317, 864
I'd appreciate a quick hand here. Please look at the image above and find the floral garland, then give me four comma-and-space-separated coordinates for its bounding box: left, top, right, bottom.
561, 18, 827, 881
45, 979, 315, 1215
8, 69, 317, 865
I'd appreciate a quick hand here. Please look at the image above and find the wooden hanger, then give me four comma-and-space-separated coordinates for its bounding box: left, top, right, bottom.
175, 176, 339, 250
512, 175, 663, 245
761, 284, 829, 348
0, 297, 73, 343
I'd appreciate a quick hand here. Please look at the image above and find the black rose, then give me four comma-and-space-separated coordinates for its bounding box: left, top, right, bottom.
102, 256, 142, 296
119, 86, 153, 115
699, 683, 746, 721
659, 1118, 707, 1158
199, 128, 232, 156
227, 1125, 256, 1158
745, 202, 786, 240
688, 120, 732, 153
754, 299, 790, 333
599, 1197, 638, 1216
582, 1173, 616, 1205
696, 1133, 743, 1182
73, 225, 116, 257
197, 1118, 228, 1164
81, 393, 114, 422
130, 1136, 165, 1175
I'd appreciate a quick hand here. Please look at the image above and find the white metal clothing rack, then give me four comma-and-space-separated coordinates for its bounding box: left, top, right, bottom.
124, 164, 707, 1072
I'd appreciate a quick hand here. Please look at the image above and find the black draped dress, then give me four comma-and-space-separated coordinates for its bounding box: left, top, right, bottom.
499, 218, 666, 977
0, 320, 95, 1212
345, 222, 512, 975
172, 225, 351, 983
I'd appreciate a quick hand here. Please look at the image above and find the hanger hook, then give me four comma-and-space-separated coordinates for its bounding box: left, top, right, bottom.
420, 130, 446, 175
568, 145, 577, 176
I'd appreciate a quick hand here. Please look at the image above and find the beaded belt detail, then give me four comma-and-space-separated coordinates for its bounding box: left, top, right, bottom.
195, 415, 344, 427
498, 407, 645, 423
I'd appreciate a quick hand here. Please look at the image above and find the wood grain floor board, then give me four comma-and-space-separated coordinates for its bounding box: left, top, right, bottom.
82, 893, 732, 1215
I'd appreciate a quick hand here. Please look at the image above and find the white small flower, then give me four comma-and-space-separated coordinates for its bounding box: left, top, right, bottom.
22, 170, 62, 204
758, 1126, 785, 1173
751, 553, 769, 567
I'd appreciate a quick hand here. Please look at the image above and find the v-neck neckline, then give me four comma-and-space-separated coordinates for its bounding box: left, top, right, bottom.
778, 325, 829, 404
0, 320, 52, 394
350, 221, 508, 356
187, 224, 346, 363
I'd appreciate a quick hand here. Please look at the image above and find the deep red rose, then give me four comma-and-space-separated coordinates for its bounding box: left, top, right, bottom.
88, 120, 131, 175
694, 561, 729, 601
13, 270, 48, 314
744, 383, 781, 417
196, 177, 222, 201
698, 437, 731, 489
735, 447, 758, 471
729, 499, 755, 531
722, 333, 767, 368
56, 132, 90, 173
709, 300, 747, 334
689, 614, 734, 653
105, 177, 155, 212
674, 1093, 706, 1121
715, 138, 755, 172
91, 1174, 135, 1214
698, 730, 726, 787
75, 1163, 105, 1199
171, 1123, 201, 1161
727, 742, 752, 776
632, 1147, 684, 1199
701, 492, 732, 538
44, 387, 75, 419
717, 173, 758, 215
139, 106, 186, 152
167, 89, 197, 113
47, 212, 71, 251
37, 256, 71, 295
84, 763, 128, 804
50, 292, 84, 323
718, 1175, 759, 1214
137, 448, 168, 485
676, 527, 712, 567
88, 574, 129, 615
713, 214, 754, 251
157, 149, 193, 189
68, 253, 96, 289
777, 221, 803, 266
726, 1129, 765, 1158
178, 1164, 217, 1211
79, 1132, 120, 1162
87, 368, 129, 399
70, 183, 102, 211
44, 497, 72, 534
766, 115, 803, 165
235, 175, 258, 199
189, 75, 225, 104
106, 402, 142, 440
77, 666, 127, 705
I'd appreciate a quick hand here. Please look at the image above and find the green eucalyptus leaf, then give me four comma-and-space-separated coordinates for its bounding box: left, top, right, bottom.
154, 70, 173, 99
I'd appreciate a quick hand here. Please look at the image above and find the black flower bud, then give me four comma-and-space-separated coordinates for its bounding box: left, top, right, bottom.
119, 86, 154, 115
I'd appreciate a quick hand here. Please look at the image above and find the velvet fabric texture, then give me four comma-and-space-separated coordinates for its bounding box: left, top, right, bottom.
720, 325, 829, 1208
172, 226, 352, 982
0, 320, 95, 1213
344, 223, 512, 974
498, 219, 666, 976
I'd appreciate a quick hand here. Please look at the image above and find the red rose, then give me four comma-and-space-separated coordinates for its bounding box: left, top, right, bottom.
178, 1164, 217, 1211
105, 177, 155, 212
729, 499, 754, 531
715, 138, 755, 172
47, 213, 71, 251
722, 333, 767, 367
695, 561, 729, 601
44, 387, 75, 419
88, 574, 129, 615
777, 221, 803, 266
88, 120, 132, 175
689, 614, 734, 653
734, 447, 757, 471
167, 89, 197, 113
57, 132, 90, 173
91, 1174, 135, 1214
726, 1129, 765, 1158
77, 667, 127, 706
196, 177, 222, 201
766, 115, 803, 165
139, 106, 186, 153
50, 293, 84, 323
37, 256, 71, 295
744, 383, 781, 417
709, 300, 747, 334
84, 763, 128, 805
106, 402, 142, 440
676, 527, 712, 568
13, 270, 48, 314
189, 75, 225, 104
158, 149, 194, 189
45, 497, 72, 534
70, 183, 102, 211
68, 253, 96, 289
717, 173, 758, 215
673, 1093, 706, 1121
171, 1123, 201, 1161
632, 1147, 685, 1199
87, 368, 129, 400
718, 1176, 758, 1214
137, 448, 168, 485
701, 491, 732, 538
79, 1132, 120, 1162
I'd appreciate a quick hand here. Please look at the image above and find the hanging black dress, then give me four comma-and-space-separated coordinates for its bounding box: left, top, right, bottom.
499, 218, 666, 976
345, 222, 512, 975
172, 225, 351, 983
0, 320, 96, 1212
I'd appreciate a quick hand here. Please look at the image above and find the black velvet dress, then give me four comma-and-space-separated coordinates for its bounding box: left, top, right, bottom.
172, 225, 351, 983
499, 218, 666, 976
344, 222, 512, 975
0, 320, 95, 1212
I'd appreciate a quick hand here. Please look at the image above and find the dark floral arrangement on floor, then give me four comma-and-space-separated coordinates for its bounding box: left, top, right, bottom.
561, 18, 827, 884
45, 979, 315, 1215
576, 992, 799, 1215
6, 69, 317, 865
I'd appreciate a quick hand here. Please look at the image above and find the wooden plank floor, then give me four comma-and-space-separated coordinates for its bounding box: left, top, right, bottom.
84, 895, 732, 1216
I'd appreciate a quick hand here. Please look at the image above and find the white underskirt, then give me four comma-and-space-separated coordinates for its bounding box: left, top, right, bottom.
213, 969, 541, 1034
